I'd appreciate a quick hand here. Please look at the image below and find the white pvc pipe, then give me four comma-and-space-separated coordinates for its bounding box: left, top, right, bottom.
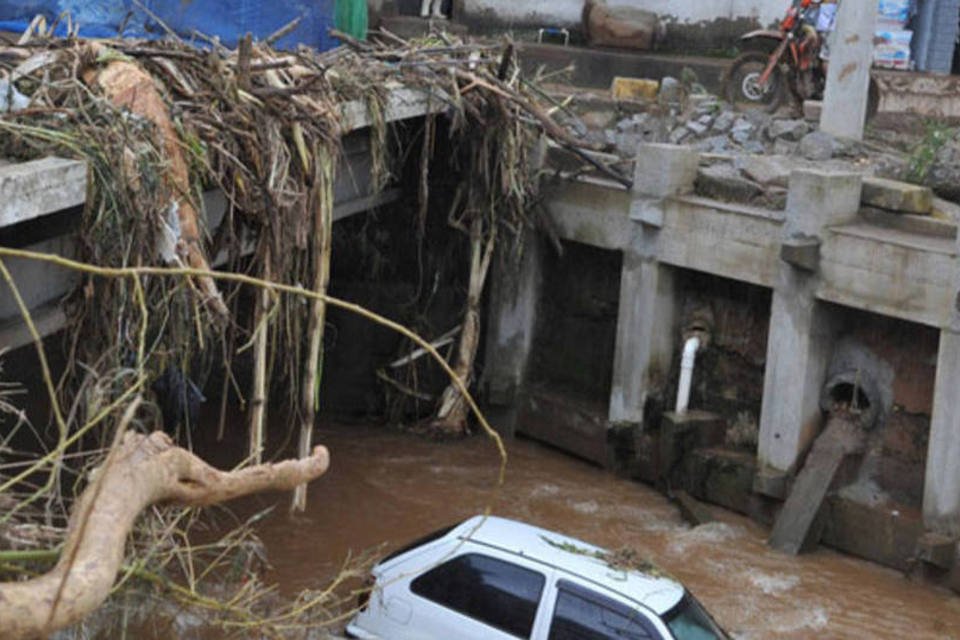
675, 336, 701, 414
420, 0, 445, 17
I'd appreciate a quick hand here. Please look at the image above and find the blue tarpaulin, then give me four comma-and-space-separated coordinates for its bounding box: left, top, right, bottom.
0, 1, 337, 51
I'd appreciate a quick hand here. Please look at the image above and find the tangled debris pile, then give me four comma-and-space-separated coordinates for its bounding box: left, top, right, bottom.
0, 24, 606, 638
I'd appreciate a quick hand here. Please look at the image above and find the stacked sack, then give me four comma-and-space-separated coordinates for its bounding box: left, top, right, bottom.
874, 0, 914, 69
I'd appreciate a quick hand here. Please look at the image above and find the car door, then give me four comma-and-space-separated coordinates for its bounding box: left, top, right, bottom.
400, 550, 550, 640
539, 577, 672, 640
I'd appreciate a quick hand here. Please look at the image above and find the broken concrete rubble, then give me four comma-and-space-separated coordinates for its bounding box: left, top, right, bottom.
711, 110, 736, 134
695, 164, 763, 203
799, 130, 839, 161
734, 155, 792, 188
768, 118, 810, 142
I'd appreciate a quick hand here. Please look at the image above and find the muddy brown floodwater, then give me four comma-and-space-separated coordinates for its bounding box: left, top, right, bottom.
227, 424, 960, 640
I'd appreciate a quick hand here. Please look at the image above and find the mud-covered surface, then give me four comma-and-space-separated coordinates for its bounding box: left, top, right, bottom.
226, 424, 960, 639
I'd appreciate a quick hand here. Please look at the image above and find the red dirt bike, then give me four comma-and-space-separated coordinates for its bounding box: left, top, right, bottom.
724, 0, 879, 117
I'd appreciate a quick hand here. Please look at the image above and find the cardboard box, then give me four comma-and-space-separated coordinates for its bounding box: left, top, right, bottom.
874, 28, 913, 70
877, 0, 911, 24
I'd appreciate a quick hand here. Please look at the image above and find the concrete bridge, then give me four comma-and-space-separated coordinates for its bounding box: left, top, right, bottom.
483, 141, 960, 560
4, 98, 960, 573
0, 88, 436, 351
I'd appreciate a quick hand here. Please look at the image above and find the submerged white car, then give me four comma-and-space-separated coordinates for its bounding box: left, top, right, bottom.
346, 515, 729, 640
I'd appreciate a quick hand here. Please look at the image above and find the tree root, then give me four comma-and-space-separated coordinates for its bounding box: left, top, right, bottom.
0, 431, 330, 640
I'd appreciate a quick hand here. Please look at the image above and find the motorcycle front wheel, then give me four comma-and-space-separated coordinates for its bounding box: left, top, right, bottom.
724, 51, 784, 113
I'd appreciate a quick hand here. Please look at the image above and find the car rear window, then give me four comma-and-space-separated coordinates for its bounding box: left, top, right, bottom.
379, 521, 460, 566
410, 553, 545, 638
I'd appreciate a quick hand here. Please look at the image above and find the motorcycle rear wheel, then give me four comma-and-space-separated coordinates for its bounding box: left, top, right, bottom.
725, 51, 784, 113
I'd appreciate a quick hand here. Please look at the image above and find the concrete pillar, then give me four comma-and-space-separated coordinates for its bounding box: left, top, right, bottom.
757, 273, 836, 475
481, 233, 542, 437
757, 169, 861, 483
608, 143, 696, 425
609, 251, 676, 424
924, 218, 960, 536
819, 0, 877, 140
924, 327, 960, 536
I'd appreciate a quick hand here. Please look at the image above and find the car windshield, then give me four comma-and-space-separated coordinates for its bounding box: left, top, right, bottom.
664, 593, 728, 640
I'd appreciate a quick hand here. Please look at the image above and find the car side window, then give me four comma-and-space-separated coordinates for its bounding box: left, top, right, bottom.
410, 553, 545, 638
548, 580, 661, 640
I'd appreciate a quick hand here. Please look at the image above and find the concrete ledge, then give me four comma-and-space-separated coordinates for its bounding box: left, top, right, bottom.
819, 224, 955, 328
0, 301, 65, 352
660, 410, 726, 481
917, 532, 958, 570
339, 87, 445, 132
544, 180, 632, 250
821, 497, 924, 572
0, 158, 86, 227
862, 176, 934, 215
680, 447, 776, 525
780, 235, 821, 272
518, 388, 613, 467
753, 468, 790, 500
658, 197, 782, 288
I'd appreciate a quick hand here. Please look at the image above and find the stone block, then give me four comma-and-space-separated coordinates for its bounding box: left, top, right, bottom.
668, 127, 691, 144
711, 111, 736, 133
629, 197, 664, 227
821, 495, 924, 572
785, 169, 862, 236
682, 448, 762, 519
695, 135, 730, 154
674, 490, 716, 526
519, 390, 612, 467
780, 235, 821, 272
735, 154, 793, 188
611, 77, 659, 101
753, 467, 789, 500
632, 143, 699, 197
799, 130, 839, 161
803, 99, 823, 121
686, 120, 709, 136
586, 5, 661, 50
769, 118, 810, 141
695, 164, 762, 203
917, 532, 958, 569
773, 138, 798, 155
862, 176, 934, 215
932, 196, 960, 223
659, 410, 726, 480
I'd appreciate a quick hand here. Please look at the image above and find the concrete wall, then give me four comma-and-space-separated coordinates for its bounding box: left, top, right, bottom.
460, 0, 784, 49
461, 0, 783, 27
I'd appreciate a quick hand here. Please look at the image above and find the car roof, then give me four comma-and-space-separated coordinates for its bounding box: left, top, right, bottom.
451, 515, 684, 616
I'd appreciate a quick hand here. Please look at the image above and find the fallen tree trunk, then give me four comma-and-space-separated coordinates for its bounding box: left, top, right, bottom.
80, 43, 229, 319
293, 151, 335, 513
430, 218, 496, 435
0, 430, 330, 640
